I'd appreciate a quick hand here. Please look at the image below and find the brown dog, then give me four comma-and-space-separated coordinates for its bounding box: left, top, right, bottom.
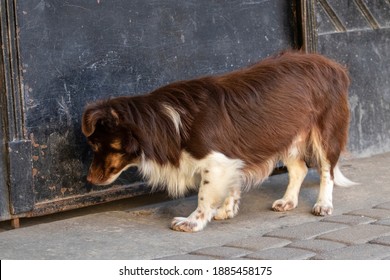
82, 51, 356, 232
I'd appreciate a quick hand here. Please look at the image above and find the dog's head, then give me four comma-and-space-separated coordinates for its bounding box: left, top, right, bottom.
82, 101, 142, 185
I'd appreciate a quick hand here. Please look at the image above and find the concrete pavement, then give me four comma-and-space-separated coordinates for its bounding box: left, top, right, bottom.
0, 152, 390, 259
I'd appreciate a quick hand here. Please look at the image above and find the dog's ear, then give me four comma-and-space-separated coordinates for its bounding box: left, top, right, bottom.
82, 104, 120, 137
125, 133, 140, 155
124, 126, 142, 155
124, 125, 154, 158
82, 105, 102, 137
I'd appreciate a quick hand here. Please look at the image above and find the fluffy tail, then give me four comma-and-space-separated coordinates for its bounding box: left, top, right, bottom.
334, 164, 359, 187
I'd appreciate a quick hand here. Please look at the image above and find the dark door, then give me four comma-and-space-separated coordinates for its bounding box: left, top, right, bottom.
0, 0, 297, 222
302, 0, 390, 156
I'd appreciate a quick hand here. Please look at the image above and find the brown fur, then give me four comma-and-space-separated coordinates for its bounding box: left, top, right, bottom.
82, 50, 350, 186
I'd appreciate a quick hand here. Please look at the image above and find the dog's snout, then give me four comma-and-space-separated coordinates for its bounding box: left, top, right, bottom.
85, 168, 118, 186
86, 169, 99, 185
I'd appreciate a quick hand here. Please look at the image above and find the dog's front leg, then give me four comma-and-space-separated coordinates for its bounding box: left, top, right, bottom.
171, 176, 222, 232
214, 188, 241, 220
171, 153, 243, 232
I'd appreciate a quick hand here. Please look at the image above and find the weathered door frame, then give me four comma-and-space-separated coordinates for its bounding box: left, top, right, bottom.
1, 0, 34, 228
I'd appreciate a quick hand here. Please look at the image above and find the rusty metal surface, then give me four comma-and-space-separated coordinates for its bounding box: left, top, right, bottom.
29, 183, 152, 218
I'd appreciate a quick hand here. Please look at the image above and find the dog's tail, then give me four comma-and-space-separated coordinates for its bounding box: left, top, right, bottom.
333, 164, 359, 187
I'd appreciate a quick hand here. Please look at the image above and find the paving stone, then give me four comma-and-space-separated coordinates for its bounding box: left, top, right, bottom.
374, 219, 390, 226
225, 236, 291, 251
317, 224, 390, 244
370, 236, 390, 246
346, 208, 390, 219
287, 239, 346, 253
264, 222, 347, 240
321, 214, 375, 225
245, 247, 316, 260
313, 244, 390, 260
156, 254, 217, 260
190, 246, 252, 259
374, 202, 390, 210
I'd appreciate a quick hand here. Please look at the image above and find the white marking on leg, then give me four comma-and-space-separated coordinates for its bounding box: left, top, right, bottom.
272, 158, 308, 212
171, 152, 243, 232
312, 162, 334, 216
214, 188, 241, 220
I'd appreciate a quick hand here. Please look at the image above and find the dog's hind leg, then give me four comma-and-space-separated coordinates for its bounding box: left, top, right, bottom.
171, 152, 243, 232
310, 127, 340, 216
312, 160, 334, 215
272, 158, 308, 212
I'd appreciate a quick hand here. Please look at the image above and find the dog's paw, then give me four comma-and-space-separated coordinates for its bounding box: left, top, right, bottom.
214, 208, 235, 220
214, 198, 239, 220
171, 217, 204, 232
312, 203, 333, 216
272, 198, 297, 212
